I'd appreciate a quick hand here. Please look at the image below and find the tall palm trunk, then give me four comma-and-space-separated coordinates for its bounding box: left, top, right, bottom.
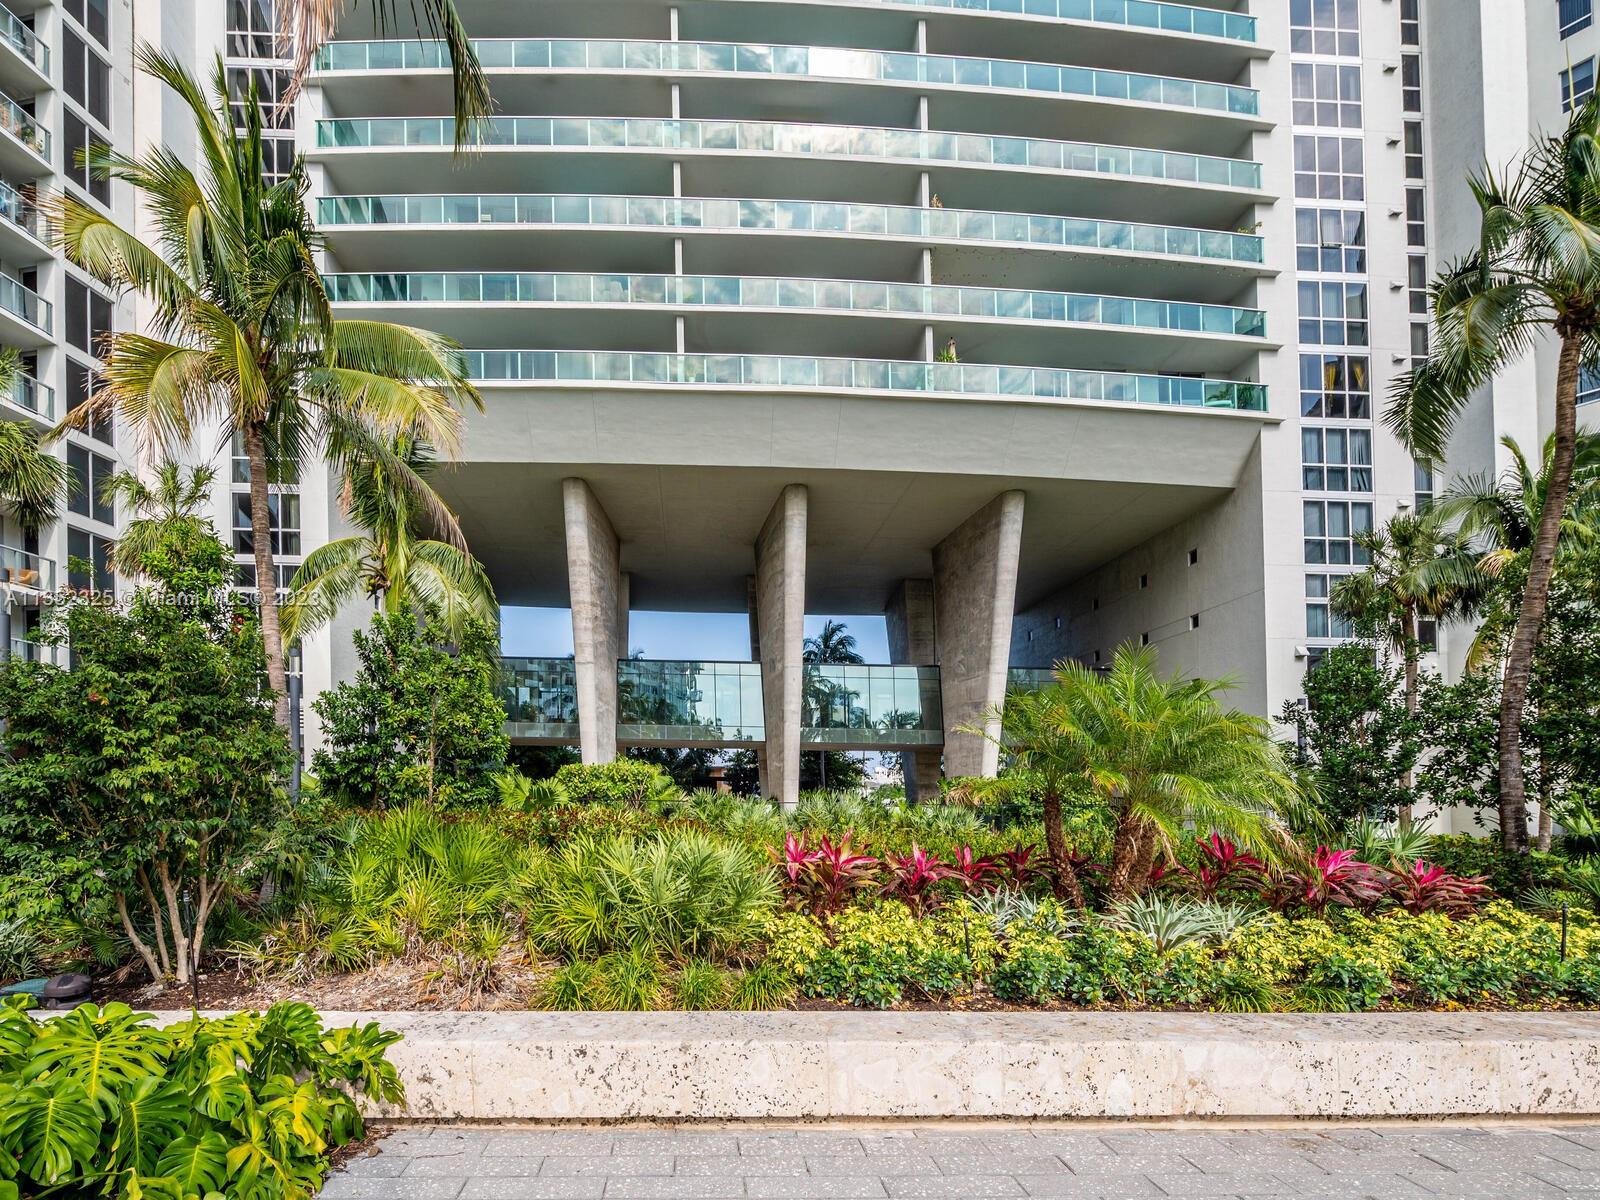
1498, 329, 1581, 853
244, 421, 291, 731
1399, 603, 1418, 831
1107, 811, 1146, 901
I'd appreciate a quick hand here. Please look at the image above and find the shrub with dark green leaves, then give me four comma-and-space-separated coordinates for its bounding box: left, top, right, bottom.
0, 998, 402, 1200
554, 760, 678, 806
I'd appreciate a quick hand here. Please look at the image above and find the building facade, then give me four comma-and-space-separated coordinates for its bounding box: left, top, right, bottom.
19, 1, 1587, 811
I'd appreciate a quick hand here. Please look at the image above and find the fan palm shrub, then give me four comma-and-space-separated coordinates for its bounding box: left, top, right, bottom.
1390, 96, 1600, 850
51, 50, 479, 730
103, 462, 218, 579
987, 644, 1308, 903
523, 829, 778, 961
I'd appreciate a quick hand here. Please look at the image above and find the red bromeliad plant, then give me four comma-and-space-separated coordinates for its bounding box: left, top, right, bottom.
993, 845, 1038, 889
948, 845, 1001, 891
1382, 860, 1491, 916
882, 845, 961, 914
1277, 846, 1386, 914
1178, 833, 1267, 901
770, 833, 880, 916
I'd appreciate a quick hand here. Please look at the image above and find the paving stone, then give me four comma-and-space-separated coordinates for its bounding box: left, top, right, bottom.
485, 1134, 621, 1157
675, 1156, 810, 1177
1016, 1175, 1162, 1197
320, 1178, 467, 1199
881, 1176, 1025, 1198
597, 1179, 747, 1199
804, 1156, 941, 1177
734, 1179, 889, 1198
738, 1134, 867, 1157
611, 1134, 744, 1157
538, 1156, 676, 1177
928, 1154, 1067, 1176
1399, 1170, 1568, 1197
459, 1181, 607, 1200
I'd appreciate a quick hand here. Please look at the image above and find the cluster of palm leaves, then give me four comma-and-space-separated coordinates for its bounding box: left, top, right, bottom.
991, 644, 1310, 909
234, 807, 535, 997
48, 49, 487, 727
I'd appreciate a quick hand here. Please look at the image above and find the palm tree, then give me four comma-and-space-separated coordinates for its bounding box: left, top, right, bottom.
281, 435, 496, 644
1389, 95, 1600, 852
803, 619, 864, 665
1329, 509, 1489, 828
1435, 432, 1600, 847
0, 353, 67, 659
50, 49, 479, 731
801, 620, 864, 789
987, 644, 1306, 903
104, 462, 218, 579
279, 0, 488, 147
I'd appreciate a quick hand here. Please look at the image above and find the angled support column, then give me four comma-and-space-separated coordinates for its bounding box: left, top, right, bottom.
886, 578, 940, 801
754, 484, 808, 808
933, 491, 1025, 779
563, 478, 625, 764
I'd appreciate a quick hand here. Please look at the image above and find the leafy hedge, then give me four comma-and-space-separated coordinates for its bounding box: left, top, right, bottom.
0, 999, 402, 1200
765, 898, 1600, 1011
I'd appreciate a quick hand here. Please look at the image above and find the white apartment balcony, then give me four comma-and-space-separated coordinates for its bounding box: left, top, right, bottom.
0, 85, 45, 180
428, 0, 1265, 78
312, 39, 1265, 154
0, 542, 52, 592
324, 271, 1271, 373
316, 194, 1271, 301
0, 2, 47, 96
0, 179, 46, 264
0, 271, 49, 344
310, 117, 1266, 228
0, 369, 51, 424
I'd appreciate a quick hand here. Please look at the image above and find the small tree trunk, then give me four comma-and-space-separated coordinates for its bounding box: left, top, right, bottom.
137, 867, 171, 979
244, 420, 291, 732
115, 894, 164, 984
157, 863, 190, 986
1040, 789, 1088, 909
1498, 330, 1581, 854
1400, 606, 1419, 832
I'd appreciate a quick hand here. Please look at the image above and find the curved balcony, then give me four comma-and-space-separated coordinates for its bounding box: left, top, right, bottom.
326, 270, 1266, 338
457, 349, 1269, 413
740, 0, 1256, 41
317, 193, 1265, 266
0, 87, 46, 176
315, 38, 1259, 117
314, 117, 1262, 190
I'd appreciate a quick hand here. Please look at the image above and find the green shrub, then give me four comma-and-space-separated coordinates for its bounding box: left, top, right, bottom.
990, 932, 1074, 1003
592, 946, 665, 1010
538, 961, 602, 1010
0, 998, 401, 1199
673, 959, 730, 1010
524, 829, 778, 961
1427, 835, 1565, 895
729, 960, 797, 1010
554, 760, 679, 805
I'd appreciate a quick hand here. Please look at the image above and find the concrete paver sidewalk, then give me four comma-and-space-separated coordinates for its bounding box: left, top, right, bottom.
322, 1123, 1600, 1199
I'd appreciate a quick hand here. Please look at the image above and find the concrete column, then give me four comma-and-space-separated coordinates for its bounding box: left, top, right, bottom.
886, 578, 936, 664
753, 484, 808, 808
563, 478, 625, 764
933, 491, 1025, 778
886, 578, 939, 801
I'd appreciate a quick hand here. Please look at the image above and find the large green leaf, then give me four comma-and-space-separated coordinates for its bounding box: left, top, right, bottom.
0, 1077, 102, 1185
27, 1004, 168, 1115
152, 1131, 229, 1195
110, 1075, 190, 1174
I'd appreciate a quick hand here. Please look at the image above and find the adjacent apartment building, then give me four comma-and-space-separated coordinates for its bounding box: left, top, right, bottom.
4, 1, 1594, 808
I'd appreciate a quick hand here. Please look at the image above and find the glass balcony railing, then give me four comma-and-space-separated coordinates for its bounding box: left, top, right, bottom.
1006, 667, 1057, 691
326, 272, 1268, 338
0, 88, 45, 158
618, 659, 766, 742
3, 371, 53, 419
849, 0, 1255, 41
0, 5, 48, 75
0, 543, 53, 591
319, 193, 1265, 265
316, 38, 1260, 116
0, 180, 41, 241
317, 115, 1264, 190
0, 273, 48, 331
499, 656, 580, 735
802, 664, 943, 746
461, 350, 1268, 411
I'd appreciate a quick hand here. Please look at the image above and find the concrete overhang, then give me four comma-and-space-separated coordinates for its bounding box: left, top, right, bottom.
429, 382, 1276, 613
309, 143, 1271, 229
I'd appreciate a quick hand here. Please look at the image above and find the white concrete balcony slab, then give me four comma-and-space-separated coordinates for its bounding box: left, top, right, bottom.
325, 271, 1272, 373
0, 86, 46, 181
0, 271, 50, 345
0, 2, 47, 97
310, 116, 1267, 228
0, 370, 52, 425
312, 39, 1266, 154
0, 179, 48, 265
